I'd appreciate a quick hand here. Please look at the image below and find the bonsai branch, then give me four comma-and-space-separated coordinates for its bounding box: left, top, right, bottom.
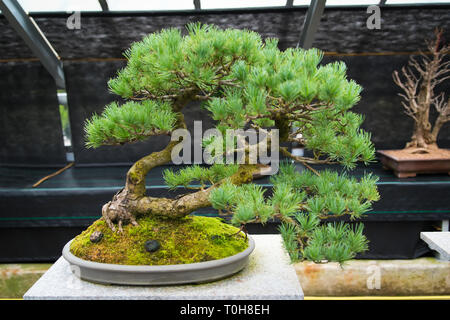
102, 164, 262, 231
280, 146, 336, 166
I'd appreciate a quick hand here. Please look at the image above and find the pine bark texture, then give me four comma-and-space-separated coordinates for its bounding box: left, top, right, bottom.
99, 108, 263, 231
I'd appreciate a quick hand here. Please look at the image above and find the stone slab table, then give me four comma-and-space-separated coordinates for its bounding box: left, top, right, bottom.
24, 234, 303, 300
421, 232, 450, 261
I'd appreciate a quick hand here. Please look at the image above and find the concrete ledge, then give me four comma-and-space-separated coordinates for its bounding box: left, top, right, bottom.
4, 253, 450, 298
295, 258, 450, 296
24, 235, 303, 300
421, 232, 450, 261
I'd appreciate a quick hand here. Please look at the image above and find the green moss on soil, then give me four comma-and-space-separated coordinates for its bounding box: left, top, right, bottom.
70, 215, 248, 265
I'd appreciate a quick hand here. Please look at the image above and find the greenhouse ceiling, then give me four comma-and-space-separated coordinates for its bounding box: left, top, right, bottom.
0, 0, 448, 14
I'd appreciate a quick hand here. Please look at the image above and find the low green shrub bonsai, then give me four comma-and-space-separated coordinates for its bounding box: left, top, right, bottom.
82, 23, 379, 264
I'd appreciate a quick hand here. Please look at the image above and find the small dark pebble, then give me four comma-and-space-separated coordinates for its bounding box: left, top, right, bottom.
145, 240, 161, 253
90, 231, 103, 243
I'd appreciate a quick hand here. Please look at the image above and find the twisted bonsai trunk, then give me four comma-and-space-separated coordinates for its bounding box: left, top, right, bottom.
101, 110, 261, 232
404, 85, 437, 150
102, 156, 260, 232
101, 139, 179, 232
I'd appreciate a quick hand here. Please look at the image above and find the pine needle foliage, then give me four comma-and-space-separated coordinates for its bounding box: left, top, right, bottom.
83, 24, 380, 264
208, 162, 378, 262
107, 24, 263, 100
86, 23, 376, 169
85, 100, 176, 148
301, 222, 368, 264
163, 164, 239, 189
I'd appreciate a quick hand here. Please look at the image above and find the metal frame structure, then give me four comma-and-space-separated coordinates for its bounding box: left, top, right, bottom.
0, 0, 73, 158
98, 0, 109, 11
0, 0, 327, 86
1, 0, 445, 88
297, 0, 326, 49
0, 0, 447, 163
0, 0, 65, 88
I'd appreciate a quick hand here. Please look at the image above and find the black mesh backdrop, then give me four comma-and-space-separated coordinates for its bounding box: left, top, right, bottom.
0, 62, 66, 166
65, 55, 450, 164
0, 6, 449, 261
64, 61, 217, 164
1, 7, 450, 163
1, 7, 449, 59
63, 60, 170, 165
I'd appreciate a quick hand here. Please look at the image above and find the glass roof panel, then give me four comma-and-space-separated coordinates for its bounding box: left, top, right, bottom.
3, 0, 449, 15
107, 0, 195, 11
386, 0, 450, 4
325, 0, 379, 5
17, 0, 101, 12
201, 0, 286, 9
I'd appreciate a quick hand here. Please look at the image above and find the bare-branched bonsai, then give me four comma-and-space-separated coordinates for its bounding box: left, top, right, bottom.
392, 29, 450, 151
84, 24, 379, 263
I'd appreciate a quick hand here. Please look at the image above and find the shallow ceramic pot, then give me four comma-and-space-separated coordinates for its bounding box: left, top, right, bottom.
378, 149, 450, 178
62, 236, 255, 285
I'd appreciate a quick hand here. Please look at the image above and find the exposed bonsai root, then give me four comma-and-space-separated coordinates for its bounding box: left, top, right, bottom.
100, 183, 212, 232
409, 147, 430, 154
230, 225, 248, 240
101, 164, 263, 232
404, 143, 439, 155
102, 188, 139, 233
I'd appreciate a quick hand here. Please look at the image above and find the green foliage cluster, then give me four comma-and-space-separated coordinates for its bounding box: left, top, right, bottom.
108, 23, 262, 100
299, 113, 375, 169
163, 164, 239, 189
210, 183, 273, 225
82, 24, 381, 264
205, 42, 375, 167
271, 162, 380, 219
86, 24, 375, 170
280, 221, 368, 264
210, 162, 379, 223
208, 162, 378, 263
85, 100, 176, 148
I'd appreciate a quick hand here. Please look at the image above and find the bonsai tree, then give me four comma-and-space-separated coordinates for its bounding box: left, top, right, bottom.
84, 24, 379, 263
392, 29, 450, 151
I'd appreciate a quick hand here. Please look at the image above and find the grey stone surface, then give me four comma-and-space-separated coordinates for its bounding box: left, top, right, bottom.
23, 235, 303, 300
421, 232, 450, 261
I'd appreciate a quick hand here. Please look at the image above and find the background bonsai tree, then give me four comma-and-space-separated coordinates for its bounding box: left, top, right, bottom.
392, 29, 450, 151
84, 24, 379, 263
